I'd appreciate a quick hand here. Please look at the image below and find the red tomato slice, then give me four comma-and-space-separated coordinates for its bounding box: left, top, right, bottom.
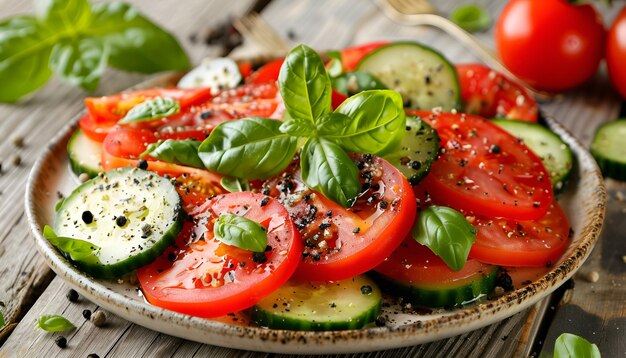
469, 201, 570, 267
341, 41, 390, 71
246, 58, 284, 84
85, 87, 213, 123
262, 155, 416, 281
79, 114, 117, 142
102, 127, 157, 159
331, 89, 348, 109
137, 192, 302, 318
413, 110, 553, 220
374, 236, 497, 288
456, 64, 538, 122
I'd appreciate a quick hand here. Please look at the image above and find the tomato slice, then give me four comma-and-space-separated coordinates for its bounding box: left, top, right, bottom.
79, 114, 117, 142
469, 201, 570, 267
246, 58, 284, 84
413, 110, 553, 220
262, 155, 416, 281
456, 64, 538, 122
340, 41, 390, 71
374, 236, 496, 288
85, 87, 213, 123
137, 192, 302, 318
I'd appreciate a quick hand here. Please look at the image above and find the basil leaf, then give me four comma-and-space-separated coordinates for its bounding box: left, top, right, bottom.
142, 139, 204, 168
554, 333, 601, 358
35, 0, 92, 32
449, 4, 491, 33
35, 314, 75, 332
321, 90, 406, 155
300, 137, 360, 208
0, 311, 5, 328
43, 225, 101, 265
412, 206, 476, 271
279, 116, 316, 137
0, 17, 54, 102
279, 44, 331, 122
119, 97, 180, 124
87, 2, 190, 73
331, 71, 387, 96
198, 117, 298, 179
214, 213, 268, 252
326, 50, 343, 78
49, 37, 109, 91
220, 177, 251, 193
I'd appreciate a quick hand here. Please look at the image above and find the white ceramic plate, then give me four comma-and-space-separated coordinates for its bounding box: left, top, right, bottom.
25, 74, 606, 354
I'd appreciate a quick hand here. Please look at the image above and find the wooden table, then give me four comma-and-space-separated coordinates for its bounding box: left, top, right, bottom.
1, 0, 624, 357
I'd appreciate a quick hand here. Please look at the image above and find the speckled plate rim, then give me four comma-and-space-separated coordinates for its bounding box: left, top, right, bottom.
25, 73, 606, 355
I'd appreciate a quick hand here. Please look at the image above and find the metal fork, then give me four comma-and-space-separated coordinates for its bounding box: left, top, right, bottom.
378, 0, 553, 100
233, 12, 291, 53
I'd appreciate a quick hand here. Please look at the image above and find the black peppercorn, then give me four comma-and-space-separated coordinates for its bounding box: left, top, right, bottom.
66, 289, 79, 302
375, 315, 386, 327
81, 211, 93, 224
87, 354, 99, 358
82, 309, 92, 320
137, 159, 148, 170
115, 215, 127, 227
55, 336, 67, 348
360, 285, 373, 294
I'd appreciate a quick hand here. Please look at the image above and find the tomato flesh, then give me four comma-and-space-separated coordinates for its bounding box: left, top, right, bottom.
137, 192, 302, 318
340, 41, 390, 71
607, 7, 626, 99
413, 110, 553, 220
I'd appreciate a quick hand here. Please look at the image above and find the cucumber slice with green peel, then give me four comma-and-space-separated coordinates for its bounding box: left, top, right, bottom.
251, 276, 382, 331
67, 128, 102, 178
370, 266, 499, 308
331, 71, 387, 96
53, 168, 182, 279
356, 42, 461, 111
492, 119, 573, 191
384, 116, 440, 186
590, 120, 626, 181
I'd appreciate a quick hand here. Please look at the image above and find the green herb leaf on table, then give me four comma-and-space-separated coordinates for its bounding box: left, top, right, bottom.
199, 117, 299, 180
35, 314, 75, 332
142, 139, 204, 168
411, 206, 477, 271
300, 137, 361, 208
43, 225, 101, 265
214, 213, 268, 252
35, 0, 93, 31
449, 4, 491, 33
326, 50, 343, 78
119, 97, 180, 124
0, 311, 4, 328
553, 333, 601, 358
279, 44, 332, 122
322, 90, 406, 155
331, 71, 387, 97
49, 37, 109, 91
220, 177, 251, 193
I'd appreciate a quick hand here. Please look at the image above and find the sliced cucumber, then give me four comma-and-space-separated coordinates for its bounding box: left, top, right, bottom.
370, 267, 499, 308
67, 128, 102, 178
384, 116, 439, 186
356, 42, 461, 111
54, 168, 182, 279
177, 57, 241, 92
331, 71, 387, 96
590, 120, 626, 181
251, 276, 381, 331
492, 119, 573, 191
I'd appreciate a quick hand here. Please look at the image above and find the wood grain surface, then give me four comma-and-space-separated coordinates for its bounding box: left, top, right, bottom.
0, 0, 624, 357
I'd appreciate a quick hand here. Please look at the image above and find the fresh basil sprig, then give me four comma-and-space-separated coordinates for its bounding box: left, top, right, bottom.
553, 333, 601, 358
0, 0, 189, 102
35, 314, 76, 332
119, 97, 180, 124
412, 206, 476, 271
199, 44, 405, 207
141, 139, 203, 168
43, 225, 101, 265
214, 213, 268, 252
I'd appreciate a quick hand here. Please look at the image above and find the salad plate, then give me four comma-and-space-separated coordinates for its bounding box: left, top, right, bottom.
25, 69, 605, 354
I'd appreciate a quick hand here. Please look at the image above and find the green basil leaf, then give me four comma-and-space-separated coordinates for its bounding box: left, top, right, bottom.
214, 213, 268, 252
198, 117, 298, 179
279, 116, 316, 137
35, 314, 75, 332
141, 139, 204, 168
220, 177, 251, 193
412, 206, 476, 271
553, 333, 601, 358
35, 0, 92, 32
449, 4, 491, 33
0, 17, 55, 102
326, 50, 343, 78
43, 225, 101, 265
300, 137, 360, 208
49, 37, 108, 91
0, 311, 5, 328
119, 96, 180, 124
321, 90, 406, 155
279, 44, 331, 122
331, 71, 387, 97
87, 2, 190, 73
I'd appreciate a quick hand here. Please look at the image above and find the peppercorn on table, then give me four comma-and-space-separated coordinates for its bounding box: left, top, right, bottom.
0, 0, 624, 357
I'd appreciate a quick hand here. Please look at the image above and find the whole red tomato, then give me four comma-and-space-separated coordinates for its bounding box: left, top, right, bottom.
607, 7, 626, 99
495, 0, 605, 92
